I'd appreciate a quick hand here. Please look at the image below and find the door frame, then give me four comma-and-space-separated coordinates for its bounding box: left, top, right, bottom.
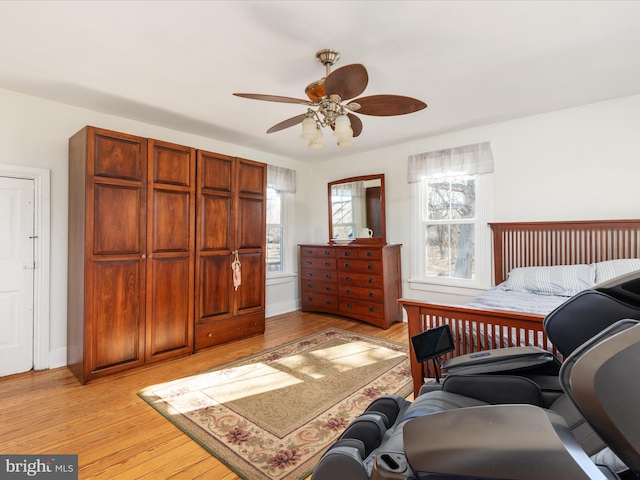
0, 163, 50, 370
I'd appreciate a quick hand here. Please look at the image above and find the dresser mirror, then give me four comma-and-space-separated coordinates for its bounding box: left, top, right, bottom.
328, 173, 386, 244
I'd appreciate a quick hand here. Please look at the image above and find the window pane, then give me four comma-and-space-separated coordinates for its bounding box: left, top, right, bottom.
266, 226, 283, 272
266, 188, 282, 224
427, 176, 475, 220
425, 223, 475, 279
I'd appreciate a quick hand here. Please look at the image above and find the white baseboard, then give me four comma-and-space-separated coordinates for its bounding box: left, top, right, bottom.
46, 348, 67, 369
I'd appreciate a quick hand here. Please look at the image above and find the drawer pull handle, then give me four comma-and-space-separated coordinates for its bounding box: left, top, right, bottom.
325, 286, 332, 291
307, 296, 313, 301
305, 249, 312, 254
326, 300, 332, 305
307, 283, 312, 288
306, 272, 313, 277
366, 252, 373, 257
346, 303, 352, 308
369, 307, 375, 313
324, 262, 331, 267
345, 289, 351, 294
306, 260, 312, 265
325, 274, 332, 279
343, 251, 351, 256
367, 278, 374, 283
368, 292, 374, 297
323, 250, 331, 255
208, 333, 213, 337
344, 263, 351, 268
345, 276, 352, 281
367, 264, 374, 269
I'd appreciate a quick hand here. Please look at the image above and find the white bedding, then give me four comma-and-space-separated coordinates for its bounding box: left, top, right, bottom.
465, 283, 570, 316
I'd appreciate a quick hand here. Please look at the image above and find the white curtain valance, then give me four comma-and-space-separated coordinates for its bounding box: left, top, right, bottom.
267, 165, 296, 193
407, 141, 494, 183
331, 181, 365, 198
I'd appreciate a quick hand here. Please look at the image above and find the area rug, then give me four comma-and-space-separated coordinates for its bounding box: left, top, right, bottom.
139, 328, 412, 480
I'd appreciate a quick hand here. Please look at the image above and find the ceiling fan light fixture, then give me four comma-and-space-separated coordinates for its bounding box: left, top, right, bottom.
300, 115, 319, 140
308, 127, 324, 149
332, 114, 351, 138
337, 137, 354, 148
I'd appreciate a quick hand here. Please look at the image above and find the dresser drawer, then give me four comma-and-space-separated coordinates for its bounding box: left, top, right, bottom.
302, 292, 339, 313
302, 280, 338, 295
301, 268, 338, 283
301, 257, 336, 270
300, 246, 336, 258
339, 299, 384, 320
340, 284, 383, 302
336, 248, 382, 260
339, 271, 383, 288
337, 258, 382, 275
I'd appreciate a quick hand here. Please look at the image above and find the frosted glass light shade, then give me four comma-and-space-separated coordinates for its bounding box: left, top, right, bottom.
338, 135, 354, 147
309, 127, 324, 149
300, 116, 319, 140
333, 114, 351, 138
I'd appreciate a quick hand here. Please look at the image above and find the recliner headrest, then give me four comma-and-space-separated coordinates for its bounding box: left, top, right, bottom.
544, 290, 640, 357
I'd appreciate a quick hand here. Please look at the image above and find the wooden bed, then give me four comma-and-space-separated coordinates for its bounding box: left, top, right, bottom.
399, 219, 640, 394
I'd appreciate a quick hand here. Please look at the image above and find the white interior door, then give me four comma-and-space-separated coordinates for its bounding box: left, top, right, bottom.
0, 176, 35, 376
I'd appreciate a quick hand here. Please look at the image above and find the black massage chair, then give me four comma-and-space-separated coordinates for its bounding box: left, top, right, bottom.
311, 271, 640, 480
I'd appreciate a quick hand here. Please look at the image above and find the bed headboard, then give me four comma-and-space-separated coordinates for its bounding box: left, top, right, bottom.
489, 220, 640, 285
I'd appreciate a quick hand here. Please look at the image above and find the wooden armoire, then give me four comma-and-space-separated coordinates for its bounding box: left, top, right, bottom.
194, 151, 266, 350
67, 126, 266, 383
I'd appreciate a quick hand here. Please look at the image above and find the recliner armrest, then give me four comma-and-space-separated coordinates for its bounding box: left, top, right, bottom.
442, 374, 543, 406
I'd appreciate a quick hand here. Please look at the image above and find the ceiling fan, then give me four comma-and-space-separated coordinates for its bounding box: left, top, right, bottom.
233, 49, 427, 149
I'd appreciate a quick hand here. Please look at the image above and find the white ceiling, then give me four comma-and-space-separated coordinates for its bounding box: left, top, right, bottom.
2, 1, 640, 162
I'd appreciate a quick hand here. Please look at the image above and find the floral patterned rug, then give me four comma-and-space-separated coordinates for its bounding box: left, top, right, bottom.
139, 328, 412, 480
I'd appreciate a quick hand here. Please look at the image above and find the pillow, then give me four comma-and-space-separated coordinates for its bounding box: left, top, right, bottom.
505, 264, 595, 297
594, 259, 640, 284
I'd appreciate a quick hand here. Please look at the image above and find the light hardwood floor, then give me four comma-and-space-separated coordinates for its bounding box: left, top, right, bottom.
0, 311, 409, 479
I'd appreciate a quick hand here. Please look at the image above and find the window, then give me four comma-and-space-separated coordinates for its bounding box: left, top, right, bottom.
408, 142, 493, 289
266, 165, 296, 277
266, 187, 285, 272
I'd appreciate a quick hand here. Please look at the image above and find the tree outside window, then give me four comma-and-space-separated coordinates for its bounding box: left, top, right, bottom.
423, 175, 476, 280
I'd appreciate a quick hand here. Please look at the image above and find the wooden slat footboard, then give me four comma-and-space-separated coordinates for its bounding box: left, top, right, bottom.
399, 299, 548, 395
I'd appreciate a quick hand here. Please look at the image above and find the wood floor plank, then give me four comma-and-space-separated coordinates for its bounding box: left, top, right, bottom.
0, 311, 409, 479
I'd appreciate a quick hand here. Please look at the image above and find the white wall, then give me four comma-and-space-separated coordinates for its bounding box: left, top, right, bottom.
0, 88, 314, 368
309, 94, 640, 305
3, 86, 639, 368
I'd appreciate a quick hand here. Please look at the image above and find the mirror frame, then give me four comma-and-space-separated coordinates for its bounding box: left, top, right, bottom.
328, 173, 386, 245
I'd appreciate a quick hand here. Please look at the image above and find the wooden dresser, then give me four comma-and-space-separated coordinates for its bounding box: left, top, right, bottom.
299, 244, 402, 329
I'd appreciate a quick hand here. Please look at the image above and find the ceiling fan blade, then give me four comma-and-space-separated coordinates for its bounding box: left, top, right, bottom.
347, 113, 363, 137
234, 93, 314, 106
349, 95, 427, 116
266, 113, 308, 134
323, 64, 369, 101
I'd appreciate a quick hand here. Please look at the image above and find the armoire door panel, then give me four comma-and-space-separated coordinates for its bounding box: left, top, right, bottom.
199, 194, 232, 251
91, 261, 144, 371
147, 257, 192, 359
93, 183, 143, 255
93, 132, 145, 181
152, 189, 191, 253
151, 142, 193, 186
235, 252, 264, 314
199, 152, 234, 193
237, 159, 266, 196
238, 197, 265, 249
198, 255, 233, 320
